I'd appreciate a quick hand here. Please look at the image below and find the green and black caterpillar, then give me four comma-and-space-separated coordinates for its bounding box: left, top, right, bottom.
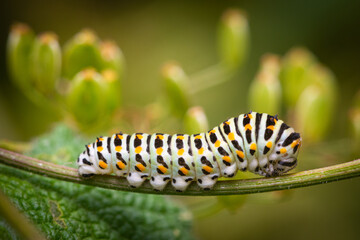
77, 111, 301, 191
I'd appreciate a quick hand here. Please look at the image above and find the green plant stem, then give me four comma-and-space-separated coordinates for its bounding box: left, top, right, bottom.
0, 147, 359, 196
0, 190, 46, 240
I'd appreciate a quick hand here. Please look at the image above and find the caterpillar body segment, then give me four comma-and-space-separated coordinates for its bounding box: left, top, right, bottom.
237, 113, 259, 174
206, 126, 237, 178
111, 133, 130, 177
191, 133, 221, 190
127, 133, 151, 188
219, 118, 247, 172
77, 112, 302, 191
149, 133, 172, 191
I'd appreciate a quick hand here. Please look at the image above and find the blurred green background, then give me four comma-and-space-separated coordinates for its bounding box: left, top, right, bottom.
1, 0, 360, 239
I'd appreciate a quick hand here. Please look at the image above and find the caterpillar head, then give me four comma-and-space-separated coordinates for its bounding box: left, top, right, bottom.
77, 144, 97, 177
267, 130, 302, 177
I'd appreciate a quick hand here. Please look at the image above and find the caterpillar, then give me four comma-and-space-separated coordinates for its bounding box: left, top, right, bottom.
77, 111, 301, 191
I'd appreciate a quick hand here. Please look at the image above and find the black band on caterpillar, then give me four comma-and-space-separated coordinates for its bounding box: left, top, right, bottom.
77, 112, 301, 191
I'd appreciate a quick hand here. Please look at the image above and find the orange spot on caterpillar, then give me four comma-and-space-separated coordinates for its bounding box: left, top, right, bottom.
222, 156, 231, 163
99, 160, 107, 169
280, 148, 287, 154
248, 113, 253, 119
156, 135, 164, 140
99, 137, 104, 141
250, 143, 257, 151
195, 135, 202, 139
117, 161, 125, 170
244, 124, 252, 131
215, 140, 221, 147
156, 147, 163, 155
267, 125, 275, 130
202, 165, 213, 173
266, 141, 272, 148
209, 129, 216, 134
117, 134, 124, 139
198, 148, 204, 154
291, 139, 301, 148
228, 133, 235, 141
115, 146, 122, 152
178, 149, 184, 155
136, 134, 143, 139
97, 146, 103, 152
158, 165, 167, 174
136, 163, 146, 172
177, 135, 185, 140
236, 150, 244, 159
179, 167, 188, 175
135, 146, 142, 154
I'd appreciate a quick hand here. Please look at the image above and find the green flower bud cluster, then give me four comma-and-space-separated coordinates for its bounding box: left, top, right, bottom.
7, 23, 60, 104
161, 8, 249, 133
7, 24, 125, 131
248, 47, 337, 143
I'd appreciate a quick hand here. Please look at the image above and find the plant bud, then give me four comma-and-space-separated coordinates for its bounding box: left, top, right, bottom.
66, 68, 107, 128
349, 90, 360, 153
100, 40, 125, 80
162, 62, 190, 117
102, 69, 121, 113
31, 32, 61, 96
294, 64, 337, 142
217, 9, 250, 70
63, 29, 102, 79
248, 54, 281, 115
7, 23, 35, 90
183, 106, 209, 134
279, 47, 317, 107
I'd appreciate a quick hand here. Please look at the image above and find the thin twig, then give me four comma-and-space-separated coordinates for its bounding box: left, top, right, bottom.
0, 148, 359, 196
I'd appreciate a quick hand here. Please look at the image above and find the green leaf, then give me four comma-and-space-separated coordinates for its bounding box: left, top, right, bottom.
0, 124, 194, 240
25, 124, 85, 168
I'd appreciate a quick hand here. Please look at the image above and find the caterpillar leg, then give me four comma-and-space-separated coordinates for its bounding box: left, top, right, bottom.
78, 154, 97, 178
127, 172, 147, 188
